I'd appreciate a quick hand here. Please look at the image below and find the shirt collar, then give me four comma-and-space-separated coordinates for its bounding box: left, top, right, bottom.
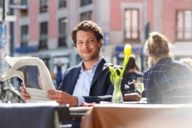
80, 56, 102, 73
156, 57, 171, 65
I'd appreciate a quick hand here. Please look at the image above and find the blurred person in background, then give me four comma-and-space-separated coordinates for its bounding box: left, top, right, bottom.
122, 55, 143, 95
55, 61, 64, 88
143, 32, 192, 104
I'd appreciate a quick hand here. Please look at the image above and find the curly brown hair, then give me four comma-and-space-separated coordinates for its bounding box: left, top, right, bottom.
71, 20, 103, 47
144, 32, 169, 58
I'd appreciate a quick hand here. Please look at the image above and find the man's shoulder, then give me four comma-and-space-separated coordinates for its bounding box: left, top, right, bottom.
97, 58, 112, 70
65, 64, 81, 74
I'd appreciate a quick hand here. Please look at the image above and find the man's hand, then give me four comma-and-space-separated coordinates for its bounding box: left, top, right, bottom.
47, 89, 78, 106
20, 86, 31, 101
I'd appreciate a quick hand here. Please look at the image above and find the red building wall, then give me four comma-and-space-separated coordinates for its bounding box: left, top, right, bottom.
49, 0, 58, 38
162, 0, 192, 42
29, 0, 39, 42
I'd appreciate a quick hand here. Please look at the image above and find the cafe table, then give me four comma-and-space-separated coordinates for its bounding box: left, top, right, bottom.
0, 102, 70, 128
81, 103, 192, 128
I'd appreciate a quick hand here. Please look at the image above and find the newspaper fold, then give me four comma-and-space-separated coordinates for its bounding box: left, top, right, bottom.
0, 56, 55, 102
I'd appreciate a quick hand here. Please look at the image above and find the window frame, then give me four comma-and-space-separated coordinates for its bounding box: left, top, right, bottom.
80, 11, 92, 21
58, 18, 67, 47
39, 21, 48, 49
80, 0, 92, 7
21, 25, 29, 47
176, 10, 192, 41
39, 0, 48, 13
124, 8, 140, 42
58, 0, 67, 9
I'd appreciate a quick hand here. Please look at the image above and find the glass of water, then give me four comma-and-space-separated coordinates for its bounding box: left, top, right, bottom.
135, 77, 144, 94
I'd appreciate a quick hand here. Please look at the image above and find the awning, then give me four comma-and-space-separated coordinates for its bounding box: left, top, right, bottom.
15, 46, 38, 53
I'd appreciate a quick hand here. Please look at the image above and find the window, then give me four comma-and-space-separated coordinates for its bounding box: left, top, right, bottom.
20, 0, 28, 17
21, 0, 28, 5
124, 9, 140, 41
21, 25, 28, 47
58, 0, 67, 8
58, 18, 67, 47
80, 11, 92, 21
39, 22, 48, 49
80, 0, 92, 6
39, 0, 48, 13
176, 10, 192, 41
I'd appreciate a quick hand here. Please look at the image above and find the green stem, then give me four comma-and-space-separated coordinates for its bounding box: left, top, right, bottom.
120, 55, 129, 78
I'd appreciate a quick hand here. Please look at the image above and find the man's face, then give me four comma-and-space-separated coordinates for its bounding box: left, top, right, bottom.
76, 30, 102, 62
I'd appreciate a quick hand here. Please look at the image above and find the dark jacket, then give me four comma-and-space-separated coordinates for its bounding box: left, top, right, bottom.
58, 58, 114, 103
122, 71, 143, 94
144, 57, 192, 104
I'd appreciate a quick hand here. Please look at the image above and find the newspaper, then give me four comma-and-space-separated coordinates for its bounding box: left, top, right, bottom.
0, 56, 55, 102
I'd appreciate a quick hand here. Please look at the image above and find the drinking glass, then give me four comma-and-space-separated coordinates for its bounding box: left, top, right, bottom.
135, 77, 144, 94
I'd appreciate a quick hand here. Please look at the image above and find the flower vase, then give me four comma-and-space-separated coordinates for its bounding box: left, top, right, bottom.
112, 81, 123, 103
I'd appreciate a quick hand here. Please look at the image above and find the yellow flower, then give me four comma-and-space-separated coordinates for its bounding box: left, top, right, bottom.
109, 43, 132, 85
124, 44, 132, 56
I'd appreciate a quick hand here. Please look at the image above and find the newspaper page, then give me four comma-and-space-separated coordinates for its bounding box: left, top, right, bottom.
0, 56, 55, 102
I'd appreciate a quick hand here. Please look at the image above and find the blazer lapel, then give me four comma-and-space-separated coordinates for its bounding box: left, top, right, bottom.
69, 65, 81, 94
90, 59, 106, 86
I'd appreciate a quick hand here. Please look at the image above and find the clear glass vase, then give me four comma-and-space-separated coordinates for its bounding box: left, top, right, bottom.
112, 81, 123, 103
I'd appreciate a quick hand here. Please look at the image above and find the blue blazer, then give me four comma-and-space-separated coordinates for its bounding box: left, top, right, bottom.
58, 58, 114, 103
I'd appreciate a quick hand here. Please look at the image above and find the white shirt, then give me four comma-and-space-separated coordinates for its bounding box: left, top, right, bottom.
72, 57, 102, 105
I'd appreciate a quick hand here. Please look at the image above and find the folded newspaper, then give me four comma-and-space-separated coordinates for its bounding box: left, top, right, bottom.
0, 56, 56, 102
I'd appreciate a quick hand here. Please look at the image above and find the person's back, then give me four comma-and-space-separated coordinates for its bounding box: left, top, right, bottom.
144, 57, 192, 103
144, 32, 192, 104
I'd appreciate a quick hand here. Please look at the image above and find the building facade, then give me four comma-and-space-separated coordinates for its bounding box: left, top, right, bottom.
12, 0, 192, 72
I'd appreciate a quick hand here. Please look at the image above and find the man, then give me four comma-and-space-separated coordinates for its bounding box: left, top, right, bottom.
143, 32, 192, 104
21, 20, 113, 106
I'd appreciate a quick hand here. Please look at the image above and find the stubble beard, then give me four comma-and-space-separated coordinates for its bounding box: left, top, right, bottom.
80, 53, 99, 62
